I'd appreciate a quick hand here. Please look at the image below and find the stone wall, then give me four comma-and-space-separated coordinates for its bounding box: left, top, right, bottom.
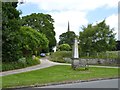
64, 58, 118, 65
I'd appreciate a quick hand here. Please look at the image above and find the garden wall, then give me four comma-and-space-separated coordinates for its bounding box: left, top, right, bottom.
64, 58, 119, 65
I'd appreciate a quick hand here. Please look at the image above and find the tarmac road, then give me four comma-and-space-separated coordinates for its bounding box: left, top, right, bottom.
11, 79, 119, 90
38, 79, 119, 88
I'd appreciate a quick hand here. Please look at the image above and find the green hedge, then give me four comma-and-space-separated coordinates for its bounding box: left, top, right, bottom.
80, 51, 119, 59
50, 51, 72, 63
2, 57, 40, 71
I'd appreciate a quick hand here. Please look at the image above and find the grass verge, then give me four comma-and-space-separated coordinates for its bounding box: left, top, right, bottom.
2, 65, 119, 88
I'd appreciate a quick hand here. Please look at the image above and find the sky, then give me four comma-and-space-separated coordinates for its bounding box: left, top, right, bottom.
17, 0, 119, 42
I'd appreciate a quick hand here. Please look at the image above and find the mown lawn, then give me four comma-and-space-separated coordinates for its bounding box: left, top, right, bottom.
2, 65, 119, 88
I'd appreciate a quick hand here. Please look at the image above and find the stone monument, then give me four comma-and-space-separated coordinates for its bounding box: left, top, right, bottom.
72, 38, 79, 59
72, 38, 88, 70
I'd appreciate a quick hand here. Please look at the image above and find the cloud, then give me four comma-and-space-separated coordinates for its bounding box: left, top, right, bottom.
24, 0, 118, 12
106, 14, 118, 40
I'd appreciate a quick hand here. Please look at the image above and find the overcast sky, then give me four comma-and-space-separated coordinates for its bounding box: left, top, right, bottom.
17, 0, 119, 42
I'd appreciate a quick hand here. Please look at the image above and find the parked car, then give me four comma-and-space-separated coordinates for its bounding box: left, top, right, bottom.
40, 53, 46, 57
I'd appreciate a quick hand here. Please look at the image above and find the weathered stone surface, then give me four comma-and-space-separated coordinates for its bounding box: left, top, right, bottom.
64, 58, 118, 65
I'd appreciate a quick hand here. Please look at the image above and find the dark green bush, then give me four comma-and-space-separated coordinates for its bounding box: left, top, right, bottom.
50, 51, 72, 63
2, 57, 40, 71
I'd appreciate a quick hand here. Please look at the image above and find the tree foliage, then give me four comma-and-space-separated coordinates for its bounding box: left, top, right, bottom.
79, 20, 116, 53
2, 2, 49, 62
58, 44, 71, 51
59, 31, 76, 48
2, 2, 22, 62
21, 13, 56, 52
17, 26, 49, 56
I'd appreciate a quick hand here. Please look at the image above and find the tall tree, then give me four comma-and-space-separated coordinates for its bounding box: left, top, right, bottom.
79, 20, 116, 54
21, 13, 56, 52
59, 31, 76, 48
2, 2, 22, 62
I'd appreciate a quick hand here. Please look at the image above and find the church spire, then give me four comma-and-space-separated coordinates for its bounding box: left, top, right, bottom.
67, 21, 70, 32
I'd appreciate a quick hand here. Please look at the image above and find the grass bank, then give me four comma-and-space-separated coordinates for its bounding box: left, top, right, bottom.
2, 65, 119, 88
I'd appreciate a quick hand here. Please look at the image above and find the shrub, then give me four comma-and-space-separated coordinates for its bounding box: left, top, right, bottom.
58, 44, 71, 51
18, 57, 26, 64
26, 57, 40, 66
2, 57, 40, 71
34, 57, 40, 61
50, 51, 72, 63
80, 51, 119, 59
